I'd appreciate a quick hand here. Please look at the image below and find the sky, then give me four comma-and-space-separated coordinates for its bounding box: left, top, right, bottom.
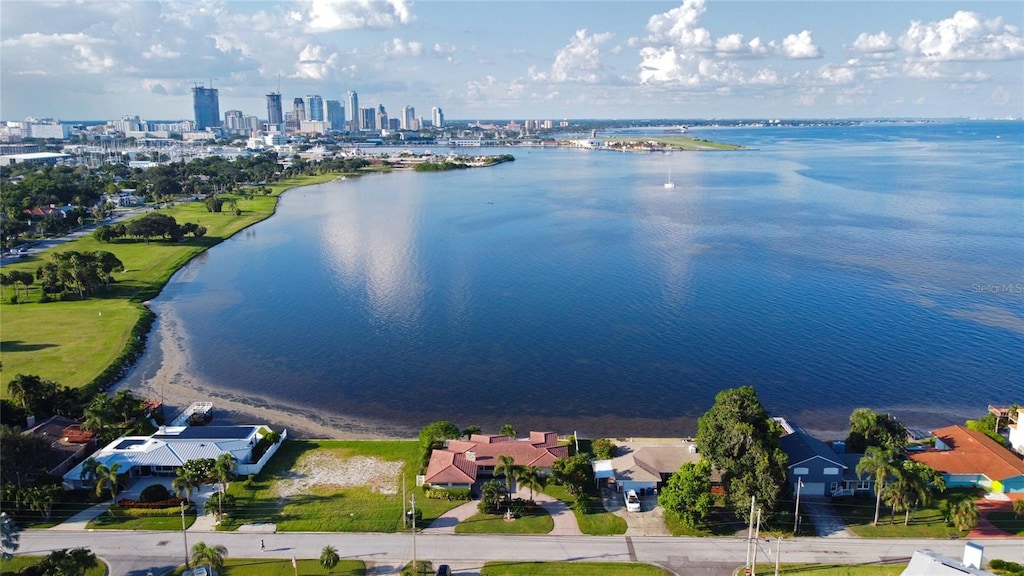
1, 0, 1022, 121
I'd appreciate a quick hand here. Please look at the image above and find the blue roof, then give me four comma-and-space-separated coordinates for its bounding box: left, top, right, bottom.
779, 427, 846, 470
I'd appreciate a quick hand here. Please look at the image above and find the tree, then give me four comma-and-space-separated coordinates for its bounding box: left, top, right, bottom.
213, 453, 236, 520
110, 390, 145, 424
461, 425, 481, 439
591, 438, 616, 460
551, 453, 593, 497
41, 547, 95, 576
696, 386, 788, 521
79, 457, 101, 486
1013, 498, 1024, 519
500, 424, 517, 438
856, 446, 901, 526
478, 479, 504, 514
846, 408, 908, 453
418, 421, 461, 469
93, 462, 121, 501
495, 454, 519, 499
6, 374, 58, 414
516, 465, 545, 502
659, 460, 715, 528
320, 545, 340, 574
947, 497, 979, 532
191, 541, 227, 572
1, 512, 19, 560
82, 394, 118, 442
966, 413, 1007, 446
1, 424, 54, 484
172, 466, 202, 503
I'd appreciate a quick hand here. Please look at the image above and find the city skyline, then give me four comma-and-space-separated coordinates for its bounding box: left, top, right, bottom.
1, 0, 1022, 121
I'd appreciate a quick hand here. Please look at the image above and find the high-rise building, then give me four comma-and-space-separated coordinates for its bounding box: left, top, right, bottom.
376, 104, 388, 132
266, 93, 283, 129
325, 100, 345, 131
192, 85, 220, 130
359, 107, 376, 131
307, 95, 324, 121
224, 109, 245, 132
292, 98, 306, 122
432, 106, 444, 129
346, 91, 359, 130
401, 105, 415, 130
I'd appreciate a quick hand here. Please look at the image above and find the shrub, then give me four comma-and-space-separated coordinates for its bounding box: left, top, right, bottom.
139, 484, 171, 502
572, 493, 595, 515
423, 487, 471, 501
108, 502, 186, 517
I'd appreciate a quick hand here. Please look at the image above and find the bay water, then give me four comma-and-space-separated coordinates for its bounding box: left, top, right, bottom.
125, 121, 1024, 438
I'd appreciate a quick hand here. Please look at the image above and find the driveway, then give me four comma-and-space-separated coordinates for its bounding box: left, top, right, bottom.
800, 496, 854, 537
422, 488, 582, 536
602, 488, 671, 536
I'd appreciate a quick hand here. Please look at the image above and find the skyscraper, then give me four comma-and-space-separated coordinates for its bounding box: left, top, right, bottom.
192, 85, 220, 130
401, 105, 415, 130
432, 106, 444, 129
376, 104, 387, 132
346, 90, 359, 130
359, 107, 375, 131
307, 95, 324, 121
266, 93, 283, 129
292, 98, 306, 122
326, 100, 345, 131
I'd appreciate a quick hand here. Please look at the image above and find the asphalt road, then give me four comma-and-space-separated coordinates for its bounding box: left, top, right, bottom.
17, 530, 1024, 576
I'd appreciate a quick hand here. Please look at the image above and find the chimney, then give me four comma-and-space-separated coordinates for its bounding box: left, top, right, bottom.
466, 451, 476, 462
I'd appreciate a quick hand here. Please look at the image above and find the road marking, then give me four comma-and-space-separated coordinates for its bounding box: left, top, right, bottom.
625, 536, 637, 562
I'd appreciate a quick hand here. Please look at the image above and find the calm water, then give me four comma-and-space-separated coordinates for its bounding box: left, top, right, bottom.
126, 121, 1024, 438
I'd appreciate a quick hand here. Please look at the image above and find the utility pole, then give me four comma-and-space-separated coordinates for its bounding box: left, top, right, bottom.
410, 492, 417, 575
793, 478, 803, 534
745, 496, 756, 573
752, 507, 762, 576
774, 537, 782, 576
402, 472, 407, 529
180, 501, 190, 569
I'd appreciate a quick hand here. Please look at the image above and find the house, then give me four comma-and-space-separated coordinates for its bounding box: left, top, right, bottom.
601, 438, 704, 494
23, 415, 95, 480
62, 424, 285, 491
1007, 407, 1024, 455
424, 431, 568, 490
908, 425, 1024, 494
901, 545, 994, 576
777, 419, 871, 497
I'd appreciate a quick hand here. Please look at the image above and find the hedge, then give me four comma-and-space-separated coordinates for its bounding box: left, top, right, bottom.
108, 502, 188, 517
423, 487, 471, 501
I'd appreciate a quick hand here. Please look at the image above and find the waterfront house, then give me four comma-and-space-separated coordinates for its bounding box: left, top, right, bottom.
62, 424, 285, 491
777, 419, 871, 497
23, 415, 95, 481
907, 425, 1024, 494
599, 439, 704, 494
424, 431, 568, 490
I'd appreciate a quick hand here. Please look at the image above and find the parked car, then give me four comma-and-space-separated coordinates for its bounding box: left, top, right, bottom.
624, 489, 641, 512
435, 565, 451, 576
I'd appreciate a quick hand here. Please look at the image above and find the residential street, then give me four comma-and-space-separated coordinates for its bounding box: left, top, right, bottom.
16, 529, 1024, 576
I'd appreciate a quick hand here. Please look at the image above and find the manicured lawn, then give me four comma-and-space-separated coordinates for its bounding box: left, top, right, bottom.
454, 510, 554, 534
662, 506, 740, 537
168, 558, 364, 576
989, 511, 1024, 535
835, 489, 976, 538
0, 555, 106, 576
0, 174, 338, 394
543, 484, 626, 535
481, 562, 670, 575
221, 440, 461, 532
4, 498, 97, 529
768, 564, 905, 575
88, 506, 197, 530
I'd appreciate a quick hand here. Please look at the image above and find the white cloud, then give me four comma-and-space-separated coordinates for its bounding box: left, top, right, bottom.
384, 38, 423, 57
72, 44, 117, 73
2, 32, 107, 48
305, 0, 413, 32
293, 43, 338, 80
532, 29, 614, 83
143, 44, 182, 60
851, 31, 896, 58
644, 0, 713, 51
782, 30, 821, 59
900, 11, 1024, 61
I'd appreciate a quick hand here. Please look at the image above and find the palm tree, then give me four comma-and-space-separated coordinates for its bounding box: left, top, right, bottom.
320, 545, 340, 574
94, 463, 121, 501
499, 424, 516, 438
213, 453, 236, 519
495, 454, 519, 499
948, 497, 980, 532
1, 512, 19, 561
515, 466, 545, 502
901, 461, 944, 525
82, 396, 118, 442
172, 466, 201, 503
856, 446, 900, 526
67, 547, 97, 576
462, 425, 481, 440
79, 458, 101, 486
190, 541, 227, 573
1013, 498, 1024, 520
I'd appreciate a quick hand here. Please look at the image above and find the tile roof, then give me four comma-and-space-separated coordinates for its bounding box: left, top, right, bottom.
908, 425, 1024, 481
424, 451, 478, 484
424, 431, 568, 484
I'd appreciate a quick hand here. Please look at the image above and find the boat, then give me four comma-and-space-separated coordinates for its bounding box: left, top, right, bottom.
663, 168, 676, 189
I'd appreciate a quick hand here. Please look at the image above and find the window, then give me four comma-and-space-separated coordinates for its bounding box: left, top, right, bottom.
857, 481, 871, 490
793, 467, 809, 475
830, 482, 838, 493
824, 467, 839, 475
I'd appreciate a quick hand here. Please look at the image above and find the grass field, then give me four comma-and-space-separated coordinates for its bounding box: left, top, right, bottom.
168, 558, 365, 576
542, 484, 626, 535
88, 506, 197, 530
480, 562, 670, 575
221, 440, 461, 532
835, 489, 976, 538
766, 564, 906, 575
0, 555, 107, 576
454, 510, 554, 534
0, 174, 338, 395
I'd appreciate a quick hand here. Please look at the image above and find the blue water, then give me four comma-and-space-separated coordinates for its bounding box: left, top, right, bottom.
127, 121, 1024, 438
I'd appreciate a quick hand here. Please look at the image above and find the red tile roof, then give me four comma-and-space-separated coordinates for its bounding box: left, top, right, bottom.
424, 431, 568, 485
909, 425, 1024, 481
424, 450, 477, 484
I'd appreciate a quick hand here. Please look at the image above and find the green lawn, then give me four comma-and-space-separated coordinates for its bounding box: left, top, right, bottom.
836, 489, 976, 538
481, 562, 670, 575
3, 498, 97, 529
542, 484, 626, 535
88, 506, 197, 530
605, 136, 744, 151
0, 555, 106, 576
767, 564, 906, 575
169, 558, 364, 576
989, 511, 1024, 535
454, 510, 554, 534
662, 506, 740, 537
221, 440, 461, 532
0, 174, 338, 394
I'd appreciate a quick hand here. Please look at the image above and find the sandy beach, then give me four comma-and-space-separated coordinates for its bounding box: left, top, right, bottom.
112, 302, 417, 440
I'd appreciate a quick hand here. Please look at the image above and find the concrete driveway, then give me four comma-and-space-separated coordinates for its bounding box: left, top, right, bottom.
602, 487, 670, 536
800, 496, 854, 537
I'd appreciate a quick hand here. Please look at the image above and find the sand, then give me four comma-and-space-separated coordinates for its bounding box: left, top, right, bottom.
112, 303, 416, 440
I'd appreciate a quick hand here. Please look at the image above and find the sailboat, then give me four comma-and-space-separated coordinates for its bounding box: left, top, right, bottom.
663, 167, 676, 189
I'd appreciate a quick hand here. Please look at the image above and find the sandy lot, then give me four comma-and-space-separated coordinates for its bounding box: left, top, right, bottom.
275, 452, 403, 497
